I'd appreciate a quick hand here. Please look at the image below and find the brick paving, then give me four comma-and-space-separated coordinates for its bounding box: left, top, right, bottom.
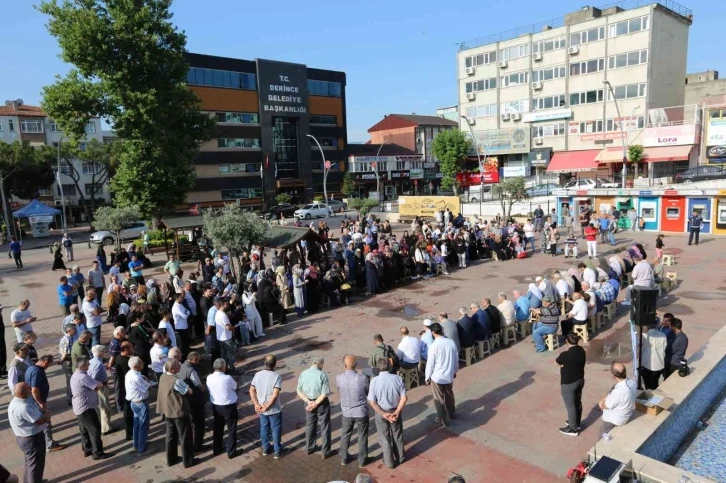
0, 228, 723, 482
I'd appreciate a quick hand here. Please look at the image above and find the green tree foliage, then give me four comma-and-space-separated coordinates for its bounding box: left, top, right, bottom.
38, 0, 214, 221
92, 205, 140, 249
275, 193, 292, 205
347, 198, 378, 218
491, 177, 527, 220
628, 144, 645, 163
341, 171, 356, 198
0, 142, 56, 200
203, 204, 271, 271
430, 129, 472, 195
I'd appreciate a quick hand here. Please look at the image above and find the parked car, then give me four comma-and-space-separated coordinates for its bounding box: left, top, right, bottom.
326, 199, 348, 213
675, 165, 726, 183
525, 183, 559, 197
90, 221, 149, 245
563, 178, 603, 190
598, 178, 620, 188
466, 184, 493, 202
259, 204, 298, 220
294, 203, 332, 219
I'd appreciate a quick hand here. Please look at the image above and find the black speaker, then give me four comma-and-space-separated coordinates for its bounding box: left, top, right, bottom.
631, 286, 658, 326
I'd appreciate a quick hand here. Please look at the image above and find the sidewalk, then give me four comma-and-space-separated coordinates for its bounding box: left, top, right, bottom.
3, 225, 93, 251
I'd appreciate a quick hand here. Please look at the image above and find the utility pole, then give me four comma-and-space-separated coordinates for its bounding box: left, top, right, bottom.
56, 138, 68, 233
0, 171, 13, 241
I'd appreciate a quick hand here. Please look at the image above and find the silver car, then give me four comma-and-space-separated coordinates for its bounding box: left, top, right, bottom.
90, 221, 149, 245
326, 200, 348, 213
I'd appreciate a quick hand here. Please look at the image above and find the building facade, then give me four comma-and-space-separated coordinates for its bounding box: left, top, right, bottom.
185, 53, 347, 209
0, 101, 110, 220
456, 1, 693, 183
347, 143, 425, 200
436, 105, 459, 122
685, 71, 726, 106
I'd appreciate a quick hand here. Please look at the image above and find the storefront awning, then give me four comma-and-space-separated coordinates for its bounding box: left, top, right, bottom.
596, 147, 627, 164
547, 150, 601, 173
642, 145, 693, 163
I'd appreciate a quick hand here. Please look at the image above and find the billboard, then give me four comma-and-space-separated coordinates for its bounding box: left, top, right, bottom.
399, 196, 461, 219
643, 124, 697, 147
466, 128, 530, 155
457, 156, 499, 185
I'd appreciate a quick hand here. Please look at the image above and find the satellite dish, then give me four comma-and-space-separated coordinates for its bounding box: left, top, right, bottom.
15, 99, 23, 107
4, 100, 12, 107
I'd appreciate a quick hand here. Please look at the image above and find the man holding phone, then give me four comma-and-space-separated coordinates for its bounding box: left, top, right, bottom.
11, 300, 36, 343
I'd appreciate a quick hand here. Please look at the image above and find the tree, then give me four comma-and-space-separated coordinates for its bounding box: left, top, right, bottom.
430, 129, 472, 196
347, 198, 378, 219
78, 140, 119, 216
38, 0, 215, 222
92, 205, 140, 249
275, 193, 292, 205
628, 144, 645, 181
491, 177, 527, 221
341, 171, 355, 198
0, 141, 55, 200
203, 204, 271, 273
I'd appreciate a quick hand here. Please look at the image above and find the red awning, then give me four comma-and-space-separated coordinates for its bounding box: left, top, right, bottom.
643, 145, 693, 163
547, 150, 601, 173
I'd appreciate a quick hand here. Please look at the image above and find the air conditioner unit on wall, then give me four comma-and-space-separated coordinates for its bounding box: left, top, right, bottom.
568, 46, 579, 55
465, 67, 476, 75
532, 53, 543, 61
532, 81, 543, 90
466, 92, 476, 101
535, 137, 544, 145
54, 200, 62, 206
498, 60, 508, 69
501, 113, 511, 121
510, 112, 522, 121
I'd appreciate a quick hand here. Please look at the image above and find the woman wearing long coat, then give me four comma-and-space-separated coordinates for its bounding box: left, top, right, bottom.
276, 267, 293, 309
305, 266, 321, 313
52, 242, 66, 271
365, 253, 379, 295
292, 267, 306, 318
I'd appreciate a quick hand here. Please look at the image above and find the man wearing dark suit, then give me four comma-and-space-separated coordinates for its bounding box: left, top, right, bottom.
483, 298, 501, 338
468, 303, 491, 341
456, 308, 485, 346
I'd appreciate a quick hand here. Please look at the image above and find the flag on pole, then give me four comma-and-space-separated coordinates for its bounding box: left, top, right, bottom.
274, 162, 278, 179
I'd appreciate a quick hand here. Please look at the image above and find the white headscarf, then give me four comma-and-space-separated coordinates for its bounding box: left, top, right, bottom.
528, 283, 543, 300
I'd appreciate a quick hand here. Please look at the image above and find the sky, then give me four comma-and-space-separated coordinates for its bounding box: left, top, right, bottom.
0, 0, 723, 143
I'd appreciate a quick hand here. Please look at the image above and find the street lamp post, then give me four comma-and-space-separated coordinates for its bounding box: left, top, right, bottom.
56, 137, 68, 233
603, 80, 630, 190
373, 138, 391, 200
461, 115, 487, 215
307, 134, 331, 211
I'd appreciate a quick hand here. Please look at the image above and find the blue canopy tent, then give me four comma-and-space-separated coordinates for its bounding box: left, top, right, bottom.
12, 199, 61, 238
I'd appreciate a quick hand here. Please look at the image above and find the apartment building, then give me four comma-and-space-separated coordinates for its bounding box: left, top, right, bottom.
185, 53, 347, 209
0, 100, 110, 219
457, 0, 693, 183
347, 143, 423, 200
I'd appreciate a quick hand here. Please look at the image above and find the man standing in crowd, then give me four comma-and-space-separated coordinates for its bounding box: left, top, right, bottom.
11, 300, 35, 343
419, 319, 434, 372
126, 356, 151, 454
336, 354, 369, 468
396, 327, 420, 370
114, 342, 135, 442
368, 334, 398, 376
533, 205, 544, 232
556, 333, 586, 436
639, 323, 667, 389
7, 342, 31, 393
82, 291, 103, 347
599, 362, 637, 435
88, 345, 112, 435
164, 253, 181, 281
87, 261, 106, 303
61, 233, 74, 261
665, 318, 689, 379
58, 324, 77, 405
179, 352, 207, 452
9, 236, 23, 268
71, 357, 110, 460
57, 277, 75, 317
250, 355, 285, 459
156, 359, 197, 468
425, 323, 459, 427
297, 357, 332, 459
25, 355, 64, 452
208, 358, 239, 459
688, 210, 703, 246
438, 312, 460, 355
71, 330, 93, 367
584, 223, 598, 259
8, 382, 51, 483
367, 358, 407, 469
214, 301, 235, 373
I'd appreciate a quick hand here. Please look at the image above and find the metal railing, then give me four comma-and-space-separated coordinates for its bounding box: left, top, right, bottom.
459, 0, 692, 51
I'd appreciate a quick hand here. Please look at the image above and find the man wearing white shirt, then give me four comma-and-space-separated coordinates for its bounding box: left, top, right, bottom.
214, 301, 235, 372
207, 358, 239, 458
150, 331, 169, 380
172, 293, 190, 360
561, 292, 589, 336
216, 254, 231, 276
598, 362, 637, 435
125, 356, 152, 454
523, 219, 535, 253
205, 299, 220, 365
82, 291, 103, 347
396, 327, 420, 370
425, 323, 459, 427
554, 272, 570, 300
639, 324, 667, 390
157, 309, 177, 349
579, 263, 597, 287
581, 282, 597, 318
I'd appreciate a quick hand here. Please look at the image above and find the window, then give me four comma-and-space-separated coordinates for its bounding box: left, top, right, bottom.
85, 122, 96, 134
609, 15, 650, 38
465, 103, 498, 118
308, 80, 342, 97
272, 117, 300, 179
532, 94, 566, 111
532, 36, 566, 54
221, 188, 264, 200
57, 183, 76, 196
217, 138, 261, 148
396, 161, 406, 170
710, 109, 726, 119
410, 161, 422, 170
85, 184, 103, 196
219, 163, 260, 174
501, 99, 529, 113
8, 120, 14, 132
576, 120, 604, 133
532, 65, 566, 82
570, 26, 605, 46
465, 51, 497, 68
608, 49, 648, 69
570, 89, 604, 106
186, 67, 257, 90
569, 58, 605, 76
500, 71, 529, 88
38, 187, 52, 196
59, 160, 72, 175
82, 162, 102, 175
532, 122, 566, 137
309, 115, 337, 125
20, 120, 44, 133
78, 142, 87, 152
499, 43, 530, 62
313, 137, 338, 148
465, 77, 497, 93
215, 112, 259, 124
608, 83, 647, 100
606, 116, 645, 131
49, 122, 60, 132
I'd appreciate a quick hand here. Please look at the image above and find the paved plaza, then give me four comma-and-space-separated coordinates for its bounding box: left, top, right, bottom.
0, 227, 723, 483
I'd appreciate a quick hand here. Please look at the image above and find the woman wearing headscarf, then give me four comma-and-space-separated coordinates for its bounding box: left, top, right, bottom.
568, 267, 583, 293
52, 242, 66, 271
527, 283, 543, 309
292, 266, 306, 318
96, 244, 109, 273
365, 253, 379, 296
538, 276, 557, 303
275, 266, 292, 309
305, 265, 321, 313
609, 255, 624, 279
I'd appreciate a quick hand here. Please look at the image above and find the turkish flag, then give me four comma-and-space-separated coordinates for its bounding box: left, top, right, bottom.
265, 153, 270, 169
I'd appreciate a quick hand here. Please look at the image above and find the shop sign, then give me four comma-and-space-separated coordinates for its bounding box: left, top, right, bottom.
457, 156, 499, 185
664, 190, 678, 195
29, 215, 53, 223
707, 117, 726, 145
423, 162, 436, 168
639, 190, 652, 195
576, 190, 588, 196
410, 168, 424, 179
399, 196, 460, 218
395, 155, 423, 161
390, 170, 410, 179
503, 166, 527, 177
466, 128, 530, 155
353, 172, 388, 182
256, 59, 308, 116
435, 172, 443, 178
529, 148, 551, 167
643, 125, 697, 147
522, 108, 572, 123
351, 155, 392, 163
707, 145, 726, 158
551, 189, 568, 196
718, 190, 726, 196
580, 131, 626, 142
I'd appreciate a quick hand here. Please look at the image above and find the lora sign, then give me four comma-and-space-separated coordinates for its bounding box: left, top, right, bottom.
643, 125, 697, 147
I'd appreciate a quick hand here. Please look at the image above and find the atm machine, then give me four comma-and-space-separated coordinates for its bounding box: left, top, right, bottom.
717, 198, 726, 231
638, 196, 659, 231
